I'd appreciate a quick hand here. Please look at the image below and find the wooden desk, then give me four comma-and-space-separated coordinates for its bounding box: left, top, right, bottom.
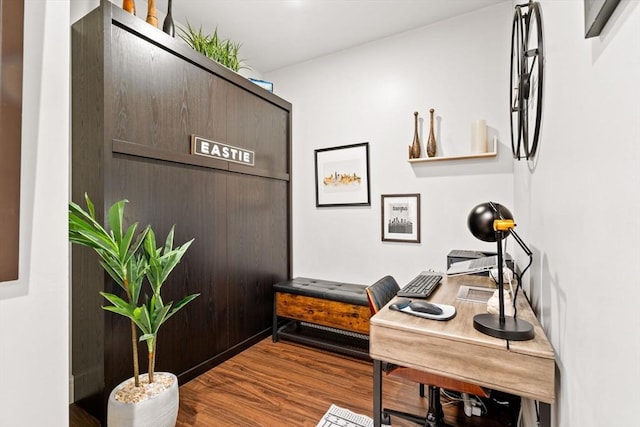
369, 275, 555, 427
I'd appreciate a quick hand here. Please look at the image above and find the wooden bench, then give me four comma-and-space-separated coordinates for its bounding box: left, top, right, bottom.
272, 277, 371, 359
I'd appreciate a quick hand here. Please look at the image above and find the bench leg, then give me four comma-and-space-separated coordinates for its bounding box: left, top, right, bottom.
272, 293, 279, 342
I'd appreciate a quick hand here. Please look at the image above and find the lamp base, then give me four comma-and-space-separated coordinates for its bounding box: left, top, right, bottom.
473, 313, 534, 341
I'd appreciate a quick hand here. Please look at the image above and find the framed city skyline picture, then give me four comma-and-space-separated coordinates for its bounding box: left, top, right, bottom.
381, 193, 420, 243
315, 142, 370, 207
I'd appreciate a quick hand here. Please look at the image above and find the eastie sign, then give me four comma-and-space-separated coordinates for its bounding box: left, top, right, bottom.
191, 135, 255, 166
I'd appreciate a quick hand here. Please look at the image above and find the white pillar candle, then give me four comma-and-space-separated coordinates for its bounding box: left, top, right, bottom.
471, 120, 488, 153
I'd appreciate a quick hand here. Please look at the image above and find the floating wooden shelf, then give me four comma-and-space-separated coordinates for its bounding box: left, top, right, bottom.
408, 141, 497, 163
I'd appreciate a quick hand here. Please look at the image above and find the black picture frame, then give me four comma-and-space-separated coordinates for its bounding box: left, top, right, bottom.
314, 142, 370, 207
381, 194, 421, 243
584, 0, 620, 38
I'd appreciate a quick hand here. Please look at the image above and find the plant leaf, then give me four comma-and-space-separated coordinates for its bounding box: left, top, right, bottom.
164, 293, 200, 323
107, 199, 127, 246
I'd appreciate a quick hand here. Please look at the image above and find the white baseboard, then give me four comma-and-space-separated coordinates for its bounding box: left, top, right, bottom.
69, 374, 74, 403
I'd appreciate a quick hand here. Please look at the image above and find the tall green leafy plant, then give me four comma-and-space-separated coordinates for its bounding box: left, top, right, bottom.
139, 227, 198, 382
69, 194, 149, 387
69, 194, 199, 386
178, 22, 246, 72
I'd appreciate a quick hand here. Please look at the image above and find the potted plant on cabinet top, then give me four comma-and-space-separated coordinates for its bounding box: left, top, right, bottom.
69, 193, 199, 427
178, 22, 246, 72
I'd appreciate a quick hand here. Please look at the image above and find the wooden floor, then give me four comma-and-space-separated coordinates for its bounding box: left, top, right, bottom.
71, 337, 516, 426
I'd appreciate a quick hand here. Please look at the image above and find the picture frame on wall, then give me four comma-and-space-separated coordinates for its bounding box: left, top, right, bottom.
381, 193, 421, 243
315, 142, 370, 207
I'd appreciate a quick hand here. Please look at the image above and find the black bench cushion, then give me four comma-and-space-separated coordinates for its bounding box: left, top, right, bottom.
273, 277, 368, 306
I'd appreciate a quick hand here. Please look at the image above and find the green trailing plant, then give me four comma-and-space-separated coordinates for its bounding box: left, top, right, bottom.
178, 22, 246, 72
69, 194, 199, 387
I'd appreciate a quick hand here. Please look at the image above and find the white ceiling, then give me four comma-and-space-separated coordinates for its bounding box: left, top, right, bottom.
168, 0, 509, 73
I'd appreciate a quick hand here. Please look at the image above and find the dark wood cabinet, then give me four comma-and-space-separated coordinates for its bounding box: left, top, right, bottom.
71, 1, 291, 420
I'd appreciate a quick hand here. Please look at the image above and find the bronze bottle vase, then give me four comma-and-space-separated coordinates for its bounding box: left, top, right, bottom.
409, 111, 421, 159
427, 108, 436, 157
146, 0, 158, 28
122, 0, 136, 15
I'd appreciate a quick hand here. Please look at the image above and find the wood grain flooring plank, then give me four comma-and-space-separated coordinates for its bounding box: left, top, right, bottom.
71, 337, 516, 426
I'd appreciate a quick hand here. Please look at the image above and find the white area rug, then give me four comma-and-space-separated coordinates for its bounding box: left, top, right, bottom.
316, 404, 390, 427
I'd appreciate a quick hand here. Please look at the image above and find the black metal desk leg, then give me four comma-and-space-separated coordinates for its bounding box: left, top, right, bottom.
540, 402, 551, 427
373, 359, 382, 427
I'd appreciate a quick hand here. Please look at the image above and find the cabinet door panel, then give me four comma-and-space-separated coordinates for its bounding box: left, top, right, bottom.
107, 156, 229, 383
111, 26, 229, 151
227, 87, 290, 175
226, 173, 289, 345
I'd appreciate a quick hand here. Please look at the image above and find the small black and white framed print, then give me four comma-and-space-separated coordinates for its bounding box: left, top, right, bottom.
315, 142, 370, 207
381, 194, 420, 243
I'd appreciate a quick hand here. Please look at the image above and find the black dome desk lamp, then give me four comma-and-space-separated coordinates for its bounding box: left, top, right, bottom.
467, 202, 535, 341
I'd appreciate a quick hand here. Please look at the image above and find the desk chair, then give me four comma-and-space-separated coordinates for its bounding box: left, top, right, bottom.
366, 276, 489, 427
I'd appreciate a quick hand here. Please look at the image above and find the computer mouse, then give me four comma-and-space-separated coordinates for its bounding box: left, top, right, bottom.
389, 298, 411, 311
409, 301, 443, 315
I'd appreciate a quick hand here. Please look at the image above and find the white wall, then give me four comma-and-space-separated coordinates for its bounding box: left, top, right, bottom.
0, 1, 70, 426
513, 1, 640, 426
267, 2, 514, 287
270, 1, 640, 426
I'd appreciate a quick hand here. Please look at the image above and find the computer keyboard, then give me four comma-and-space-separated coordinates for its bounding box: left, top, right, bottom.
397, 273, 443, 298
318, 404, 379, 427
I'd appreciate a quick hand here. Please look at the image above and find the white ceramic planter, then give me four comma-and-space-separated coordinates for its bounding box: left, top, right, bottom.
107, 372, 179, 427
